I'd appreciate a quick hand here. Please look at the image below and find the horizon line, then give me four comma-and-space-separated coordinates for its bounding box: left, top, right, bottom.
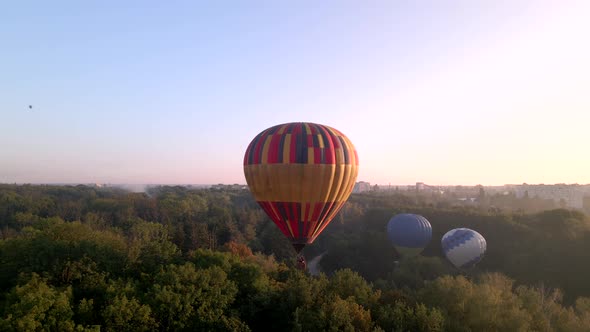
2, 182, 590, 187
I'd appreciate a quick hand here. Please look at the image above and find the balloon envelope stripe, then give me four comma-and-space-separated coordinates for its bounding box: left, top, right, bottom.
461, 253, 485, 268
259, 202, 287, 236
312, 133, 319, 147
280, 202, 291, 236
275, 203, 288, 228
292, 201, 301, 238
288, 133, 297, 164
310, 201, 323, 222
257, 200, 349, 244
245, 132, 260, 164
442, 229, 476, 252
245, 123, 360, 166
311, 202, 337, 240
254, 132, 268, 164
313, 148, 320, 164
277, 134, 287, 163
342, 137, 352, 164
318, 126, 334, 163
268, 133, 281, 163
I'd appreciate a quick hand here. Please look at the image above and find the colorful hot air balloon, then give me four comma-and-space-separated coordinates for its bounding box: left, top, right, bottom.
243, 122, 359, 253
387, 213, 432, 257
441, 228, 486, 269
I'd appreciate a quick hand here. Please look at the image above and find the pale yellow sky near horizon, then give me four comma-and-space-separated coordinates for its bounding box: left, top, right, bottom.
352, 1, 590, 186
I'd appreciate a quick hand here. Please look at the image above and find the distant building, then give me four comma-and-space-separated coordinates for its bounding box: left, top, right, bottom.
513, 184, 584, 209
211, 184, 248, 190
353, 181, 371, 193
415, 182, 444, 195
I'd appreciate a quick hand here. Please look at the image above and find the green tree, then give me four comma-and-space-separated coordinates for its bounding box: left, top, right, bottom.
147, 263, 240, 331
419, 274, 533, 331
373, 301, 444, 332
101, 295, 157, 332
127, 220, 179, 274
0, 274, 76, 332
294, 295, 375, 332
327, 269, 380, 308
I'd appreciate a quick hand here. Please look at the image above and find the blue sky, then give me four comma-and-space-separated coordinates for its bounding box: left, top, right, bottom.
1, 1, 589, 185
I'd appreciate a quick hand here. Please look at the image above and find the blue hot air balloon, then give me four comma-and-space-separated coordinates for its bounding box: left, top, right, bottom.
387, 213, 432, 257
442, 228, 486, 269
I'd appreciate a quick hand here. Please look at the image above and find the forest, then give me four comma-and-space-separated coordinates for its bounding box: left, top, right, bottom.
1, 183, 590, 331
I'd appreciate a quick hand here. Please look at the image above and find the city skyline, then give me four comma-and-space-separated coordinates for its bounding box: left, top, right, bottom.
4, 180, 589, 188
2, 1, 590, 186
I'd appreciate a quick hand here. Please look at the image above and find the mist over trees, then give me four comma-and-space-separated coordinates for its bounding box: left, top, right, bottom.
1, 184, 590, 331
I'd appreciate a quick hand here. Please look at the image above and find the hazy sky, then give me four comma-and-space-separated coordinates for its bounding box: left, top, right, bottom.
2, 1, 589, 186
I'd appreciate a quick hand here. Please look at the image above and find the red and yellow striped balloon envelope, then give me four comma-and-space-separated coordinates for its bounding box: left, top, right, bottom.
243, 122, 359, 253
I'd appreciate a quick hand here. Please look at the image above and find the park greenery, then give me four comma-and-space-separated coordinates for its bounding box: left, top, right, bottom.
1, 183, 590, 331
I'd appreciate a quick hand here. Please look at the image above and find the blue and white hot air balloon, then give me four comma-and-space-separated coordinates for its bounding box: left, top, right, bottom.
441, 228, 486, 269
387, 214, 432, 257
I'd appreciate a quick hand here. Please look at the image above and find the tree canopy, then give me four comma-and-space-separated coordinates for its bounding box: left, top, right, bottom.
1, 184, 590, 331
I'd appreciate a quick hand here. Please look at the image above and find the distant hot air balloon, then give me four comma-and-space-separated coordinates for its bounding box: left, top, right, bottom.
243, 122, 359, 254
441, 228, 486, 269
387, 213, 432, 257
